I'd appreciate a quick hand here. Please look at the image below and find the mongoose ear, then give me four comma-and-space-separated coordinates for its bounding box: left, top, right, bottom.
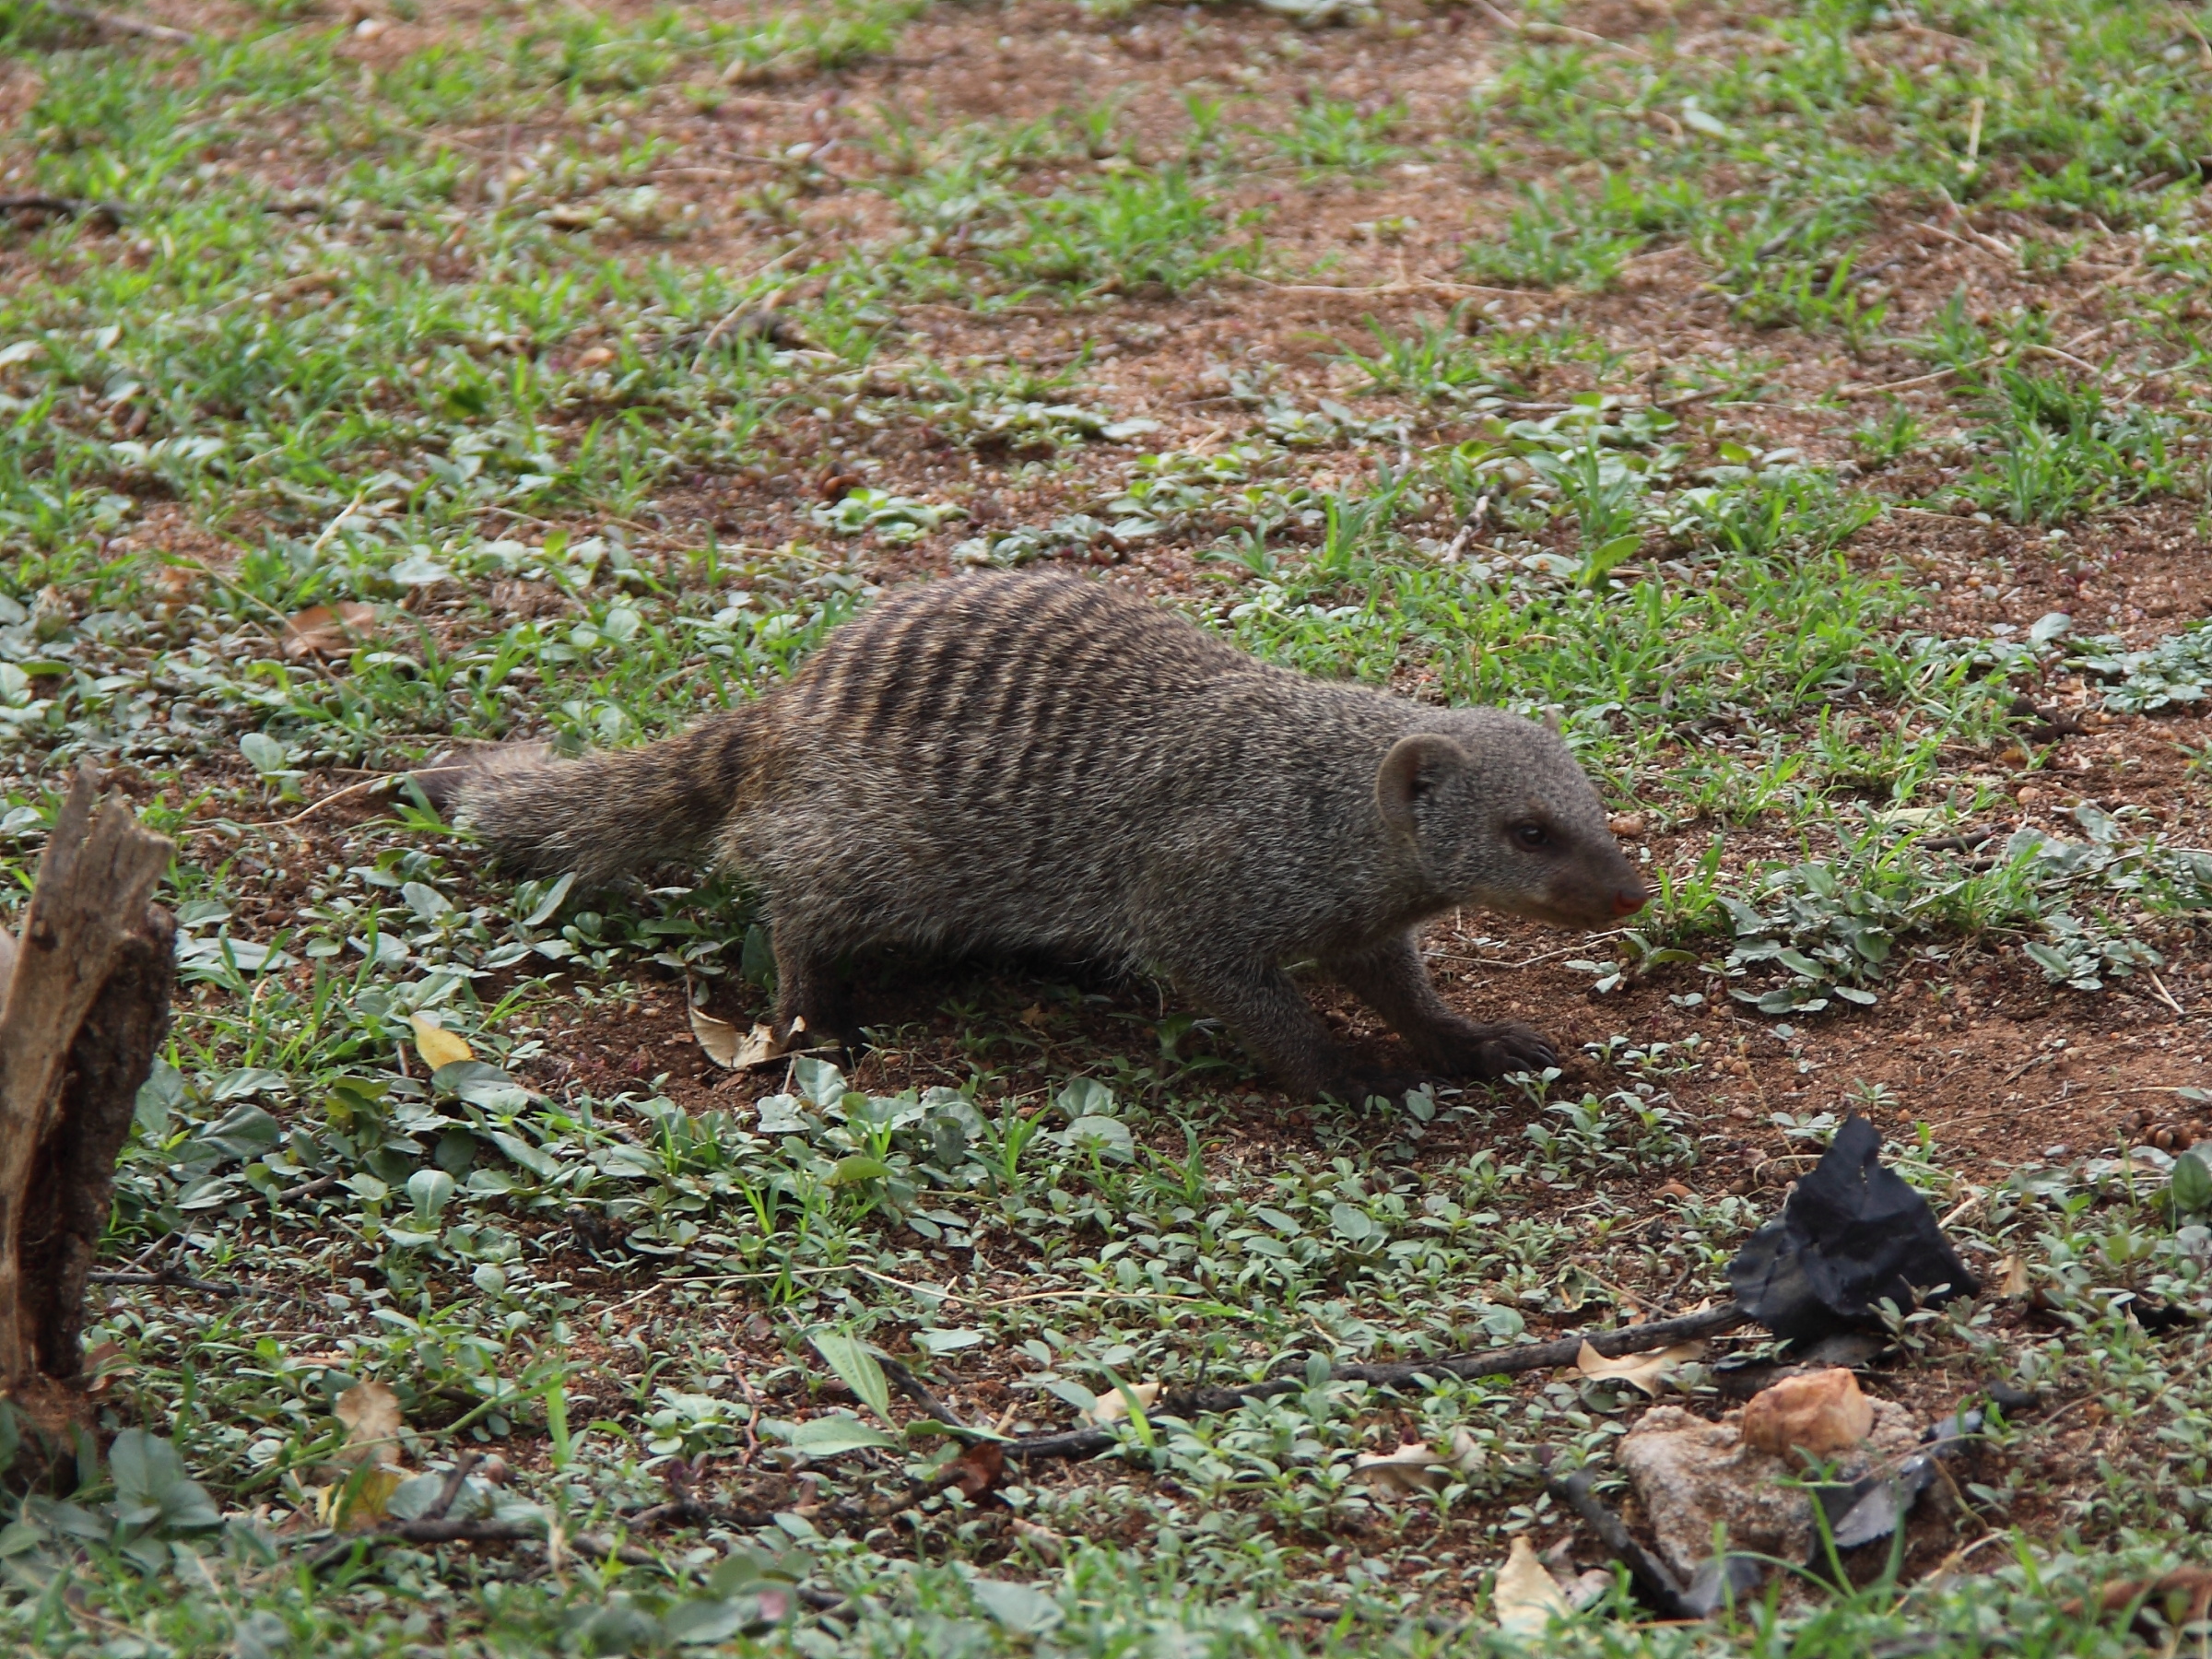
1375, 734, 1469, 836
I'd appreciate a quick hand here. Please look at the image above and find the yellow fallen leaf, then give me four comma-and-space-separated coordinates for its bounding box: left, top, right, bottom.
1575, 1339, 1704, 1396
1495, 1535, 1573, 1635
408, 1013, 473, 1071
1082, 1382, 1161, 1425
339, 1465, 407, 1530
1353, 1442, 1451, 1493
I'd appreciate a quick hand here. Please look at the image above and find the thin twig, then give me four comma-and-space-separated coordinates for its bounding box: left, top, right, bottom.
1477, 0, 1650, 59
1837, 358, 1993, 400
182, 773, 402, 839
2146, 971, 2189, 1020
265, 1171, 342, 1206
877, 1355, 968, 1430
0, 194, 127, 227
33, 1, 193, 43
1549, 1468, 1695, 1618
87, 1267, 246, 1296
421, 1452, 480, 1524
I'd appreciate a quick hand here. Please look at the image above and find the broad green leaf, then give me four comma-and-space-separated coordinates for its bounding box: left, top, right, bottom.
2173, 1150, 2212, 1215
971, 1579, 1065, 1635
788, 1414, 898, 1456
487, 1130, 559, 1181
807, 1328, 894, 1422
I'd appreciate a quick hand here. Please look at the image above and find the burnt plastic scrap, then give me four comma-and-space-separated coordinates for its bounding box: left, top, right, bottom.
1726, 1115, 1981, 1344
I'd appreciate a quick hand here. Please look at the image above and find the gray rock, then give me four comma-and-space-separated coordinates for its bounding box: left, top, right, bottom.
1616, 1402, 1920, 1580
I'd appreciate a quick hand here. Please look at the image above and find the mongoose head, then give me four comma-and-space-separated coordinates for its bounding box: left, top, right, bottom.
1374, 711, 1648, 930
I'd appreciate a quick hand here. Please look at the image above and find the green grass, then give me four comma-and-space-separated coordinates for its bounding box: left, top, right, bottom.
4, 0, 2212, 1652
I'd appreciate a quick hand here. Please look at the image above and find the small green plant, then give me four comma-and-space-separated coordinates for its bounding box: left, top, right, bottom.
1261, 99, 1407, 174
1464, 183, 1646, 291
982, 169, 1258, 293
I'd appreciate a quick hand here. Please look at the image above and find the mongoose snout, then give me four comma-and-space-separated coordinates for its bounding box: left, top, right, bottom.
426, 573, 1643, 1101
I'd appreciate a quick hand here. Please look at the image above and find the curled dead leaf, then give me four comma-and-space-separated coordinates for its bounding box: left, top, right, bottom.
1494, 1535, 1573, 1635
1740, 1368, 1873, 1462
408, 1013, 474, 1072
332, 1380, 410, 1527
1996, 1253, 2030, 1298
690, 1006, 743, 1067
947, 1439, 1007, 1502
1012, 1516, 1065, 1561
1575, 1339, 1703, 1396
693, 1006, 810, 1069
334, 1380, 406, 1468
1083, 1382, 1161, 1425
1354, 1441, 1451, 1493
281, 601, 376, 660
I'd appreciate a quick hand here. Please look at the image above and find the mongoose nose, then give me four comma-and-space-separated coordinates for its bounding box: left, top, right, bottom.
1612, 884, 1649, 918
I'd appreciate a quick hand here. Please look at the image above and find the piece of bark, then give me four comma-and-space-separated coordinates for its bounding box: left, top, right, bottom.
0, 768, 175, 1401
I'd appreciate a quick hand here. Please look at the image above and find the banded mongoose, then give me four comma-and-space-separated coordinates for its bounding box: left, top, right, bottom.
422, 574, 1647, 1100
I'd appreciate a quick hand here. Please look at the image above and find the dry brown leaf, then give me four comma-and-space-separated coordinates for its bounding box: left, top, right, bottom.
1575, 1339, 1704, 1395
1448, 1426, 1485, 1475
1996, 1253, 2030, 1298
694, 1007, 810, 1069
408, 1013, 474, 1072
334, 1380, 406, 1467
947, 1438, 1007, 1501
281, 601, 376, 659
1353, 1442, 1451, 1493
1494, 1535, 1573, 1634
690, 1006, 743, 1067
1740, 1368, 1873, 1462
1083, 1382, 1161, 1425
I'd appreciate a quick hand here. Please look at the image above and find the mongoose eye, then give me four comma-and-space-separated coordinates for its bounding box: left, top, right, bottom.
1511, 822, 1552, 849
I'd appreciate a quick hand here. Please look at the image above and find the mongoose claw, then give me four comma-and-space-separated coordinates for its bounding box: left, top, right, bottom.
1442, 1021, 1558, 1080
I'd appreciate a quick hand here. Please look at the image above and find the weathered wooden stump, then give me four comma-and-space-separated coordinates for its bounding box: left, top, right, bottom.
0, 767, 174, 1466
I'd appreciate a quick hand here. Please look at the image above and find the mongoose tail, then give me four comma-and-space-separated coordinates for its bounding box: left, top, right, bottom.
413, 711, 751, 885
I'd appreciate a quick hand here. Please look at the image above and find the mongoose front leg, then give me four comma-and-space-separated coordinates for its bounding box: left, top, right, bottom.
1327, 933, 1558, 1080
1166, 957, 1368, 1101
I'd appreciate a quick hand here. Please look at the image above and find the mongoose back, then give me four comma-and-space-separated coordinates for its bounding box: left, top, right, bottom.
424, 573, 1647, 1099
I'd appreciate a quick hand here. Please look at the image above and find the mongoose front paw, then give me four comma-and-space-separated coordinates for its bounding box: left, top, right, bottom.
1433, 1021, 1558, 1080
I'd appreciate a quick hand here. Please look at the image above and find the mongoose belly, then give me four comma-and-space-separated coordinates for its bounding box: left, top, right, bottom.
428, 572, 1647, 1099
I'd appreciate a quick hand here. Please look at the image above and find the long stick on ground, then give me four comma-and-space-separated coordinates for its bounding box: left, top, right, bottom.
1006, 1300, 1751, 1462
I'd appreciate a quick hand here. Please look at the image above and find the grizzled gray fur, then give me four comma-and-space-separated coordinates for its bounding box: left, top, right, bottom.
420, 574, 1647, 1100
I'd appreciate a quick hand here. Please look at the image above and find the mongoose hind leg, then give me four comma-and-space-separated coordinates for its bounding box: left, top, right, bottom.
1326, 933, 1558, 1082
769, 919, 857, 1050
1165, 956, 1359, 1103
